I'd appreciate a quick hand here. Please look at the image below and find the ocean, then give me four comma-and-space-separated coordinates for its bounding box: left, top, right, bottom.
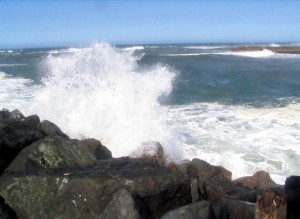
1, 42, 299, 183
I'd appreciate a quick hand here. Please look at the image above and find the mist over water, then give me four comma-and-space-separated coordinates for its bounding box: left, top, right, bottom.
1, 42, 300, 183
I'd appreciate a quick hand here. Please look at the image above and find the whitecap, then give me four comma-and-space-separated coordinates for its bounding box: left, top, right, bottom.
268, 43, 281, 47
122, 46, 144, 51
0, 63, 28, 67
218, 49, 275, 58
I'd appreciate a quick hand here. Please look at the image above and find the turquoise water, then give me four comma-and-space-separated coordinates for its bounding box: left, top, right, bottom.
1, 43, 300, 183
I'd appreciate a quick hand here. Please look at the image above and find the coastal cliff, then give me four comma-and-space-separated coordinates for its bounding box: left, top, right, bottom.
0, 109, 296, 218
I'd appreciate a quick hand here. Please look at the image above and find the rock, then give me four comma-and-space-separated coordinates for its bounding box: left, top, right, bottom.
168, 160, 190, 174
210, 198, 255, 219
100, 188, 152, 219
0, 195, 18, 219
161, 200, 210, 219
0, 158, 191, 218
9, 109, 25, 121
38, 120, 69, 138
285, 176, 300, 219
0, 110, 45, 174
188, 158, 251, 203
80, 138, 112, 160
189, 158, 256, 204
5, 136, 112, 172
0, 109, 10, 120
23, 115, 40, 128
130, 141, 164, 166
234, 170, 277, 190
256, 187, 286, 219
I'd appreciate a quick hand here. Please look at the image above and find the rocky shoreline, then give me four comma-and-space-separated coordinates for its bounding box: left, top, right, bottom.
231, 46, 300, 54
0, 109, 298, 218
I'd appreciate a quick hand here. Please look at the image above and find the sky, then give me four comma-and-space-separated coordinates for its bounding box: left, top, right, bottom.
0, 0, 300, 48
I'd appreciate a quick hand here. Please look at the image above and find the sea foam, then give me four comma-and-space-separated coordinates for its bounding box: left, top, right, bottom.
25, 43, 180, 158
168, 101, 300, 184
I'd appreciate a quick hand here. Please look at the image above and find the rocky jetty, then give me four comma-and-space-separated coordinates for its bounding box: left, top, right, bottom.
231, 46, 300, 54
0, 109, 297, 218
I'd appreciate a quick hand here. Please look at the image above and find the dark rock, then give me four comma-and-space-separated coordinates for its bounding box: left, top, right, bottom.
130, 141, 165, 166
0, 158, 191, 218
80, 138, 112, 160
256, 187, 286, 219
5, 136, 112, 172
9, 109, 25, 121
23, 115, 40, 128
0, 195, 18, 219
161, 200, 210, 219
286, 176, 300, 219
188, 158, 251, 203
37, 120, 69, 138
210, 198, 255, 219
0, 109, 10, 120
234, 170, 277, 190
0, 110, 45, 174
100, 188, 152, 219
168, 160, 190, 174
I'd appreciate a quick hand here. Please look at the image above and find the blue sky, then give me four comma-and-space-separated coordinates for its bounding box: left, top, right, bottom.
0, 0, 300, 48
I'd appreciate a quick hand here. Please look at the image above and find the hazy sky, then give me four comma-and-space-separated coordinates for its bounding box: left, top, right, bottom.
1, 0, 300, 48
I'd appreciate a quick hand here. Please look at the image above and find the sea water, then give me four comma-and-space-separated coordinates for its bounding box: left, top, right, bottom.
0, 42, 299, 183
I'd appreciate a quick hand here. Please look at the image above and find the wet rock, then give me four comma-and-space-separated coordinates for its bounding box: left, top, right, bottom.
100, 188, 152, 219
0, 195, 18, 219
210, 198, 255, 219
130, 141, 164, 166
9, 109, 25, 121
38, 120, 69, 138
286, 176, 300, 219
23, 115, 40, 128
234, 170, 277, 190
79, 138, 112, 160
0, 109, 45, 174
0, 109, 10, 120
161, 200, 210, 219
0, 158, 191, 218
189, 158, 250, 203
5, 136, 112, 172
256, 187, 286, 219
168, 160, 190, 174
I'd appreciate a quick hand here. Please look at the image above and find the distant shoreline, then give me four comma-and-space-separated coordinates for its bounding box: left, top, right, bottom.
231, 46, 300, 54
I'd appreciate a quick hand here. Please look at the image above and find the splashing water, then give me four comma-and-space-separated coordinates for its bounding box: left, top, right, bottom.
26, 43, 180, 157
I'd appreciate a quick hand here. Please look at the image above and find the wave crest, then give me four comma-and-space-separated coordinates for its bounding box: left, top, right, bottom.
28, 43, 178, 157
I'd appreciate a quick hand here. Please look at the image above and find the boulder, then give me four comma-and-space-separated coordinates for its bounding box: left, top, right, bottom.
130, 141, 164, 166
168, 160, 190, 174
285, 176, 300, 219
0, 158, 191, 218
188, 158, 251, 203
37, 120, 69, 138
210, 198, 255, 219
0, 195, 18, 219
0, 109, 45, 174
5, 136, 112, 172
256, 187, 286, 219
100, 188, 152, 219
234, 170, 277, 190
161, 200, 210, 219
9, 109, 25, 121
